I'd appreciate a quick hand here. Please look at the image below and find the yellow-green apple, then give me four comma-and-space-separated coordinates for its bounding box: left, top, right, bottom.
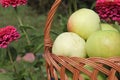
67, 8, 101, 40
86, 30, 120, 58
67, 65, 106, 80
101, 23, 118, 32
80, 65, 106, 80
52, 32, 87, 58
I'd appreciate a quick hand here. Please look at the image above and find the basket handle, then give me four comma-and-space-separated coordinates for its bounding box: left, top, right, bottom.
44, 0, 61, 48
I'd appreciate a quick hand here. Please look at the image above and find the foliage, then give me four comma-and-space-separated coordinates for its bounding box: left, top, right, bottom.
27, 0, 96, 14
0, 2, 47, 79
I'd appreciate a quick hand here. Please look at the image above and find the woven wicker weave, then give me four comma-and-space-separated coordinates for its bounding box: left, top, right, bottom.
44, 0, 120, 80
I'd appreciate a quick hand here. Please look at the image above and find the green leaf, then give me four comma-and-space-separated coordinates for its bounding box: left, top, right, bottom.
33, 43, 44, 54
24, 44, 35, 53
50, 30, 60, 36
90, 1, 96, 9
0, 49, 7, 62
20, 25, 36, 31
8, 46, 18, 61
31, 34, 44, 41
112, 22, 120, 32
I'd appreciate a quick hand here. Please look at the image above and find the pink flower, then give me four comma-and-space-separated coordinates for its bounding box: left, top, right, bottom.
0, 0, 27, 7
22, 53, 35, 63
0, 26, 20, 48
95, 0, 120, 24
16, 55, 22, 62
0, 68, 6, 73
0, 0, 10, 7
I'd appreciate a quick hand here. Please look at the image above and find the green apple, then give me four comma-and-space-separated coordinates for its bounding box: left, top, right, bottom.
67, 65, 106, 80
101, 23, 118, 32
86, 30, 120, 58
67, 8, 101, 40
80, 65, 106, 80
80, 72, 106, 80
52, 32, 87, 58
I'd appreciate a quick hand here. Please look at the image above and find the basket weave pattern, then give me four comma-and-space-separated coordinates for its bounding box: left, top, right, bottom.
44, 0, 120, 80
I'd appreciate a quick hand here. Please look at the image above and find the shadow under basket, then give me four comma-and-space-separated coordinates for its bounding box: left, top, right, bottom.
43, 0, 120, 80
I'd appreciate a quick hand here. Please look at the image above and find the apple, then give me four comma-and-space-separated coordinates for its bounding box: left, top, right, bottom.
67, 8, 101, 40
86, 30, 120, 58
67, 65, 106, 80
52, 32, 87, 58
101, 23, 118, 32
80, 71, 106, 80
80, 65, 106, 80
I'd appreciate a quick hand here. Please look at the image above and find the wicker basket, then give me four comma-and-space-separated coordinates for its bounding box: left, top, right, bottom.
44, 0, 120, 80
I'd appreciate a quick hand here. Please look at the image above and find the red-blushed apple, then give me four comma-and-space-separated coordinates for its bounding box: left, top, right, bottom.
52, 32, 87, 58
101, 23, 118, 32
67, 8, 101, 40
86, 30, 120, 58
